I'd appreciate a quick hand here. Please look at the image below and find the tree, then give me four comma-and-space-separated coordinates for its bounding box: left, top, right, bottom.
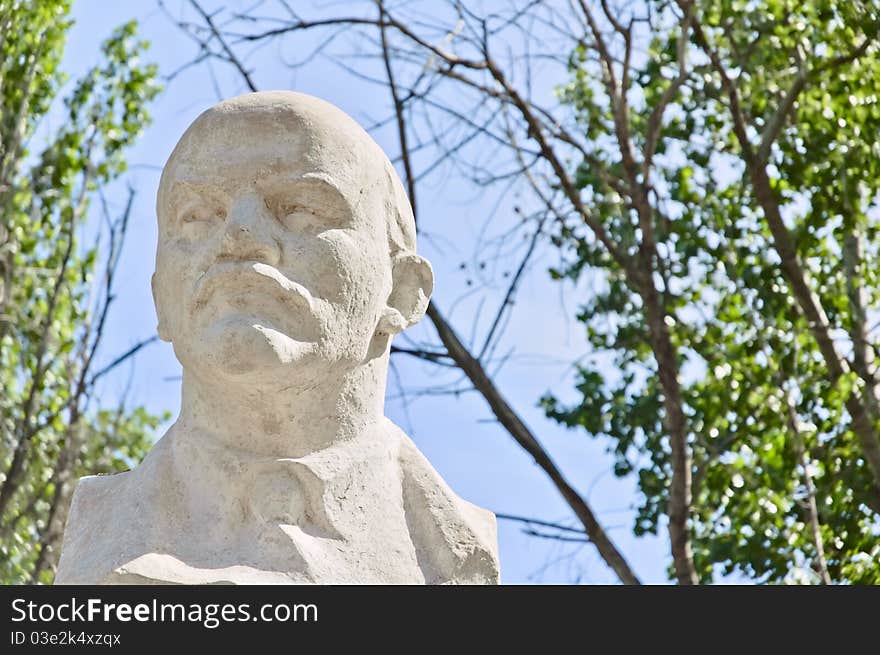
0, 0, 163, 583
544, 0, 880, 583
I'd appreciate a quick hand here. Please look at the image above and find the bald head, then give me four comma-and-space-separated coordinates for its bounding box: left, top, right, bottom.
152, 91, 432, 387
158, 91, 417, 257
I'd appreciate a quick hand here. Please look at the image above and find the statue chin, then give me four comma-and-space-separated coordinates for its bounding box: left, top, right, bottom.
179, 316, 321, 382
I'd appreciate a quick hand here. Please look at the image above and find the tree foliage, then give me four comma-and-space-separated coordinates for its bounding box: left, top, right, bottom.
543, 0, 880, 583
0, 0, 163, 584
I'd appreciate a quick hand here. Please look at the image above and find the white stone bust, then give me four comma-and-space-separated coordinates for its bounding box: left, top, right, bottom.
55, 91, 499, 584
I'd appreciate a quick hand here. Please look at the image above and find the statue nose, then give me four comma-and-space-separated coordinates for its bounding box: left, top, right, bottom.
219, 193, 280, 264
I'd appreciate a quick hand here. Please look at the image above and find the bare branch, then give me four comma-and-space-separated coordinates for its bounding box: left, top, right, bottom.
87, 336, 160, 389
643, 4, 693, 176
188, 0, 258, 91
495, 512, 589, 536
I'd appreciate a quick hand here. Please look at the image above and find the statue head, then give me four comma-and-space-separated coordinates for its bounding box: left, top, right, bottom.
153, 91, 433, 387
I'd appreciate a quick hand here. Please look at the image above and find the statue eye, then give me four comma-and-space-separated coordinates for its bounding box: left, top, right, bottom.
263, 179, 350, 231
266, 196, 316, 228
181, 204, 226, 224
271, 200, 300, 218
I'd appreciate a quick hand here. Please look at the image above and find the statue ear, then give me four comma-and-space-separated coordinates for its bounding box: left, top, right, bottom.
377, 254, 433, 336
152, 272, 172, 343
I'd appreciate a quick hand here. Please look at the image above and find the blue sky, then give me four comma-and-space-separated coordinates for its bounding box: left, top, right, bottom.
61, 0, 670, 584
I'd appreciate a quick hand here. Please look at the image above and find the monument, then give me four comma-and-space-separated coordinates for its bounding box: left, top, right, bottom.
54, 91, 500, 584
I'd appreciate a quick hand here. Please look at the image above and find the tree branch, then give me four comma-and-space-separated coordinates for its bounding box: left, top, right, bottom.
685, 2, 880, 508
188, 0, 258, 91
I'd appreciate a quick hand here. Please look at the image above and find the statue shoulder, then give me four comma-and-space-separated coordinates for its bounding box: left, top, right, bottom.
54, 471, 134, 584
389, 421, 500, 584
54, 434, 173, 584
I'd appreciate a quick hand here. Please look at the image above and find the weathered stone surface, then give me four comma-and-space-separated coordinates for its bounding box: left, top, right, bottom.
55, 91, 499, 585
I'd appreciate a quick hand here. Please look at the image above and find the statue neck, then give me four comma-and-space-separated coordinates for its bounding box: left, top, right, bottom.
175, 355, 389, 458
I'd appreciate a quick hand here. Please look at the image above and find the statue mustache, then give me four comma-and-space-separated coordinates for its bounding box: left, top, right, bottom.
190, 261, 317, 317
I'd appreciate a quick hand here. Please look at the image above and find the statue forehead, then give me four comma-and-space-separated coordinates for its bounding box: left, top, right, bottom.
158, 92, 381, 207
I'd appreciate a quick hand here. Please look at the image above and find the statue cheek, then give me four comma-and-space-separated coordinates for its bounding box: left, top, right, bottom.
309, 231, 382, 301
154, 252, 198, 337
